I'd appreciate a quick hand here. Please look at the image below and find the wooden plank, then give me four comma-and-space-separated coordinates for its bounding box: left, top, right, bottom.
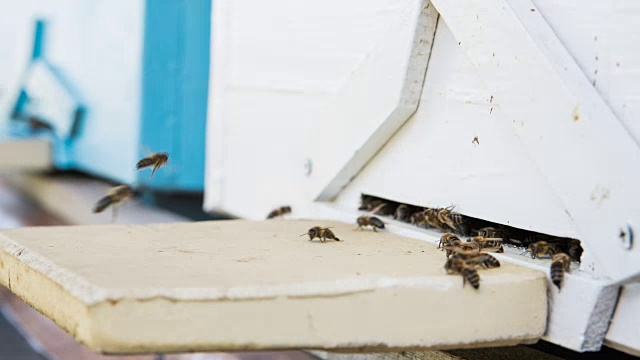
0, 220, 546, 354
429, 0, 640, 282
311, 0, 439, 201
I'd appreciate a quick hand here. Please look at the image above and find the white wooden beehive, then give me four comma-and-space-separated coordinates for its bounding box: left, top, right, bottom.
204, 0, 640, 355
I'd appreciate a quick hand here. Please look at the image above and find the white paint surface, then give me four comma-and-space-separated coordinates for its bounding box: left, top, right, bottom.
0, 1, 144, 182
429, 0, 640, 282
334, 22, 579, 238
205, 0, 422, 218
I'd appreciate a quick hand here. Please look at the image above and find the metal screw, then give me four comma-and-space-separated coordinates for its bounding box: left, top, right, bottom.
619, 225, 633, 250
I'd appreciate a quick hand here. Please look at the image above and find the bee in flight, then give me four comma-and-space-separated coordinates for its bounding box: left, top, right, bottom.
266, 205, 292, 219
301, 226, 341, 243
355, 216, 385, 232
93, 184, 135, 223
136, 152, 169, 178
550, 253, 571, 290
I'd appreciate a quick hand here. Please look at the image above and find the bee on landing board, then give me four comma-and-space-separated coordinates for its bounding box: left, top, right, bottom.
355, 216, 385, 232
550, 253, 571, 290
451, 252, 501, 270
136, 152, 169, 178
444, 257, 480, 289
438, 233, 460, 250
93, 184, 135, 223
527, 241, 558, 259
301, 226, 341, 242
266, 205, 292, 219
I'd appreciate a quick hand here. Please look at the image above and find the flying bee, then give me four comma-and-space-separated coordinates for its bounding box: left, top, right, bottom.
550, 252, 571, 290
527, 241, 558, 259
355, 216, 385, 232
266, 205, 292, 219
93, 184, 135, 222
438, 233, 461, 250
444, 258, 480, 289
393, 204, 412, 222
300, 226, 341, 242
136, 152, 169, 178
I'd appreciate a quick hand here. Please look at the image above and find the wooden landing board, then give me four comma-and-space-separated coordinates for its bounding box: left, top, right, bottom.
0, 139, 51, 172
0, 220, 546, 354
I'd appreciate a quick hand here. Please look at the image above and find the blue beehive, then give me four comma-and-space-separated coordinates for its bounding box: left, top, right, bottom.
2, 0, 211, 192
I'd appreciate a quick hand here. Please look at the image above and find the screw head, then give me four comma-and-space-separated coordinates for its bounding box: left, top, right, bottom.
619, 225, 633, 250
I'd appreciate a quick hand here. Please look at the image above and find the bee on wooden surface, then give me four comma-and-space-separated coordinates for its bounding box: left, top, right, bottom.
550, 253, 571, 290
528, 241, 558, 259
300, 226, 341, 242
438, 233, 461, 250
444, 257, 480, 289
93, 184, 135, 222
468, 236, 503, 249
476, 227, 509, 241
454, 253, 501, 270
393, 204, 412, 222
445, 240, 479, 258
136, 152, 169, 178
355, 216, 385, 232
266, 205, 292, 219
424, 208, 449, 231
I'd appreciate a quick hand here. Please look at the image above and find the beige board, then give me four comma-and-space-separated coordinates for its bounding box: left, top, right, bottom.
0, 220, 547, 354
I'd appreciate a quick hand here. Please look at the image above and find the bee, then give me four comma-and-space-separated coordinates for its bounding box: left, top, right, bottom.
266, 205, 292, 219
436, 206, 463, 232
93, 184, 135, 222
445, 240, 479, 258
528, 241, 558, 259
550, 253, 571, 290
393, 204, 412, 222
453, 252, 501, 269
355, 216, 385, 232
444, 257, 480, 289
301, 226, 341, 242
424, 208, 449, 231
438, 233, 460, 250
476, 227, 509, 241
468, 236, 503, 249
136, 152, 169, 178
410, 209, 428, 227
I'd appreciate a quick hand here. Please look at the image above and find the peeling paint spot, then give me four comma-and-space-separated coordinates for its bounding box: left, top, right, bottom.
572, 104, 580, 121
236, 256, 261, 263
490, 95, 494, 103
530, 8, 535, 12
472, 136, 480, 146
590, 185, 610, 206
490, 107, 493, 114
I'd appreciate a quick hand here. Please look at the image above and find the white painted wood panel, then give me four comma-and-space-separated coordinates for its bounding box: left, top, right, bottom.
532, 0, 640, 145
205, 0, 431, 218
335, 22, 579, 238
429, 0, 640, 282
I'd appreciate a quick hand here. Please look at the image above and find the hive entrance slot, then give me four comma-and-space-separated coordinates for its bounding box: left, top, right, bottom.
358, 193, 584, 263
